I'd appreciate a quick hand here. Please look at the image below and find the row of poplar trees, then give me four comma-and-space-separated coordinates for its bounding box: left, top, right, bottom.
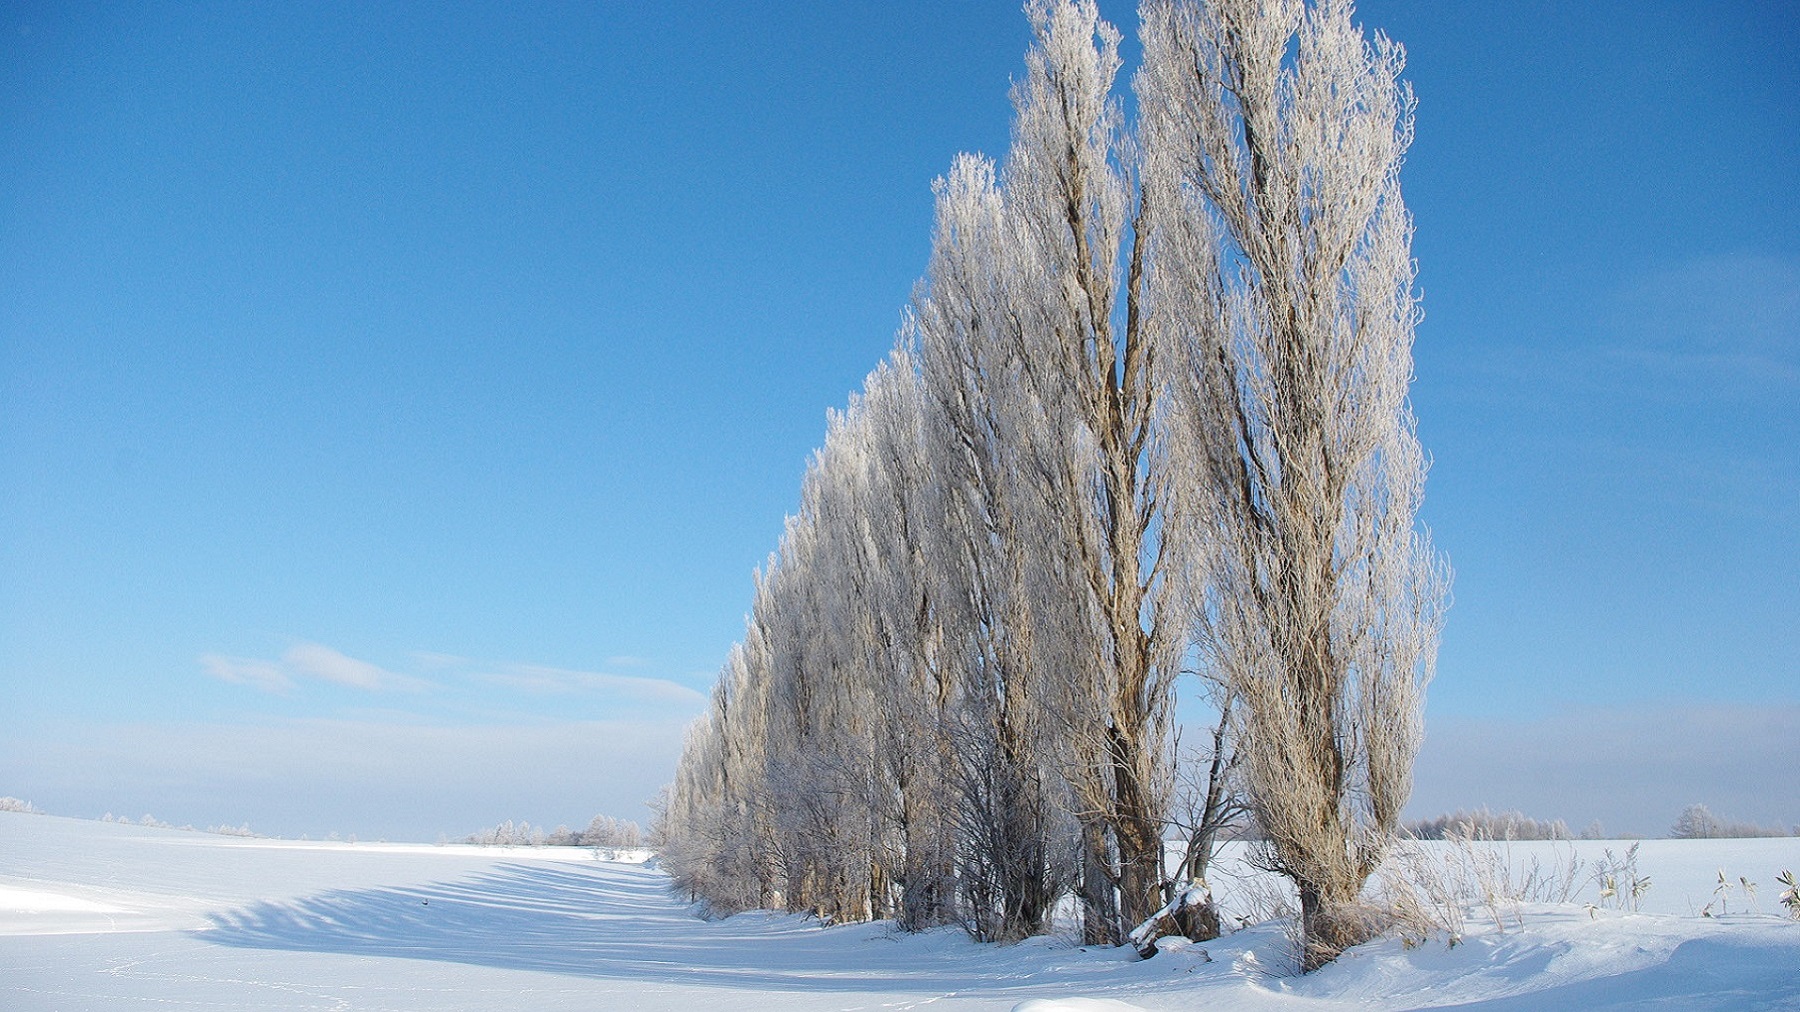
656, 0, 1448, 970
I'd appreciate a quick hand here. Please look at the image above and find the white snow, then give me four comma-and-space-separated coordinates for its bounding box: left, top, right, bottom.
3, 811, 1795, 1010
0, 886, 124, 914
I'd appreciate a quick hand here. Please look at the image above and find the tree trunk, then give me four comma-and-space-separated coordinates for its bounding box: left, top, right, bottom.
1079, 817, 1120, 945
1171, 894, 1221, 945
1298, 881, 1372, 972
1109, 722, 1165, 932
1171, 825, 1222, 942
898, 786, 953, 930
1129, 881, 1220, 957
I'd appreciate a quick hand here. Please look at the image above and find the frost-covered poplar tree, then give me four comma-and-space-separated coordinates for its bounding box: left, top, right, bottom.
659, 644, 778, 914
833, 349, 961, 929
762, 471, 888, 923
804, 353, 954, 925
1001, 0, 1173, 943
912, 154, 1079, 941
911, 0, 1192, 942
1141, 0, 1448, 969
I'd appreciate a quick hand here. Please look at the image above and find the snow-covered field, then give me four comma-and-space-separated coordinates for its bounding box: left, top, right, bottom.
3, 811, 1796, 1010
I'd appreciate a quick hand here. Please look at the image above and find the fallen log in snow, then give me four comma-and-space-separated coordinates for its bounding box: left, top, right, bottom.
1128, 881, 1221, 959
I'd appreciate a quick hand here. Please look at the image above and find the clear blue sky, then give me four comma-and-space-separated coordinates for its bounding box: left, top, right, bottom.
3, 1, 1794, 840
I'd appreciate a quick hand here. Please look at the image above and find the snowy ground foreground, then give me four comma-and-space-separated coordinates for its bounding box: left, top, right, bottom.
3, 812, 1796, 1010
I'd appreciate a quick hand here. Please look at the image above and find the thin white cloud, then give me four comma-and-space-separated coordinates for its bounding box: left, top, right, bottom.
199, 643, 433, 695
1604, 253, 1800, 389
282, 643, 433, 693
199, 654, 294, 694
197, 645, 703, 727
409, 650, 472, 671
481, 664, 706, 706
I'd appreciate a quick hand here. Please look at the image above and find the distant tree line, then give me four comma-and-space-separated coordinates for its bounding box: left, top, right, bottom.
1402, 805, 1798, 842
1668, 804, 1794, 840
1404, 809, 1576, 842
468, 814, 645, 849
656, 0, 1447, 970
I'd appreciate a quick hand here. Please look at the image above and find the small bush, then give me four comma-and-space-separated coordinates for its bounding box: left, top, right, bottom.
1380, 831, 1584, 945
1589, 844, 1650, 913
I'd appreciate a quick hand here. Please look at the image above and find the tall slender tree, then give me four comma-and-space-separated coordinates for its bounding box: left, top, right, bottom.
913, 153, 1079, 940
1141, 0, 1448, 969
927, 0, 1191, 940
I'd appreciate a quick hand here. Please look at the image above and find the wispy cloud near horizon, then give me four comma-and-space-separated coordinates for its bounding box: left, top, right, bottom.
475, 664, 705, 706
199, 654, 295, 694
284, 643, 435, 692
0, 714, 690, 840
199, 643, 707, 718
200, 643, 434, 695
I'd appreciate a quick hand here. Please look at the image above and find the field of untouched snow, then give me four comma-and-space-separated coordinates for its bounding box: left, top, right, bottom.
3, 811, 1797, 1010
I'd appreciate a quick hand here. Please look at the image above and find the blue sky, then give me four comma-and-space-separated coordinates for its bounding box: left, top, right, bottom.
2, 1, 1794, 840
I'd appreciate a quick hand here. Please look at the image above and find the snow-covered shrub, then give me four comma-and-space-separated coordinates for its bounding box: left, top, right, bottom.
1378, 832, 1583, 946
1589, 844, 1650, 913
1703, 868, 1735, 917
1376, 839, 1467, 947
0, 797, 44, 814
1699, 869, 1768, 916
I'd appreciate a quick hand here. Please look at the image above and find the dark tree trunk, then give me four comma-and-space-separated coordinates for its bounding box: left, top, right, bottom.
1078, 817, 1120, 945
1298, 881, 1372, 972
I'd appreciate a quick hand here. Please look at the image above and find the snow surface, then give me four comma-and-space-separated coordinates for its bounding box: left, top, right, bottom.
3, 811, 1796, 1010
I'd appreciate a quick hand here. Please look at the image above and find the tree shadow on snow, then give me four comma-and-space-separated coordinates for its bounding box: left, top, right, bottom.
199, 866, 1800, 1005
197, 862, 1127, 996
